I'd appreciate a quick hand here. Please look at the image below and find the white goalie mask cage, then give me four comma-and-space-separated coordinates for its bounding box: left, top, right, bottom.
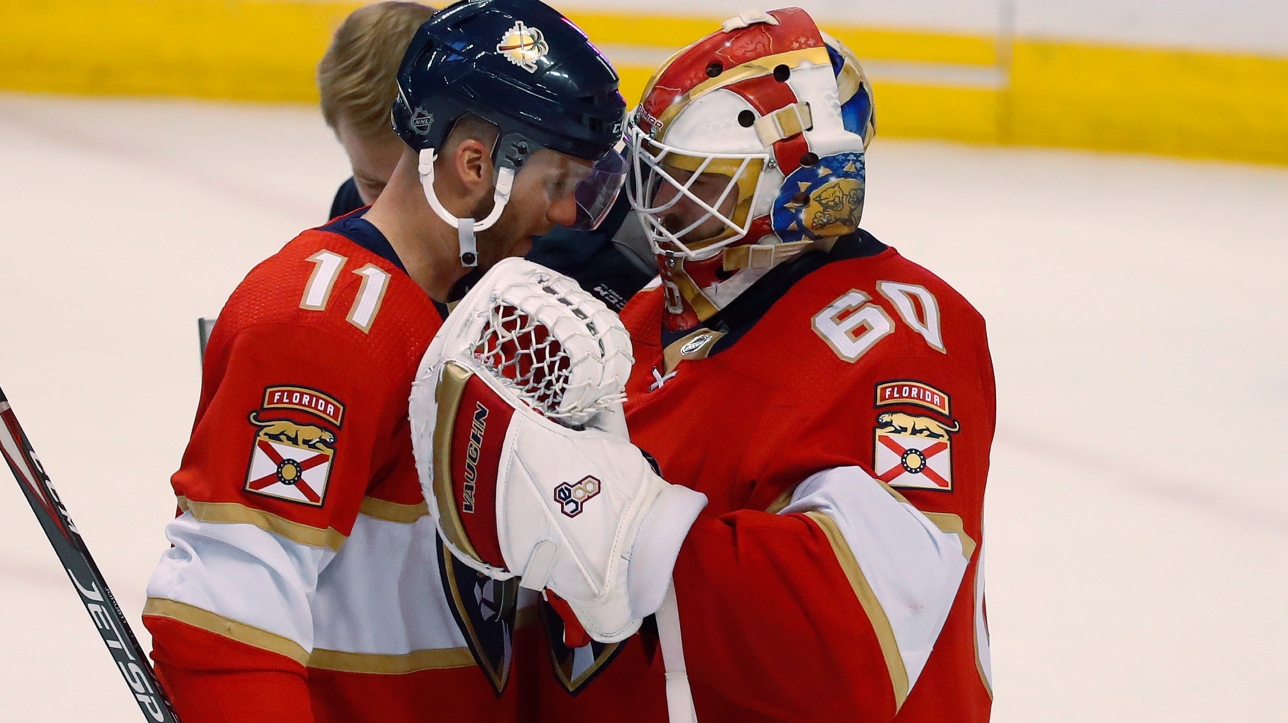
628, 101, 767, 259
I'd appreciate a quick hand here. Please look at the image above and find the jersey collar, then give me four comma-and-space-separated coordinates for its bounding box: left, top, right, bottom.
320, 209, 408, 275
320, 209, 452, 321
660, 229, 889, 354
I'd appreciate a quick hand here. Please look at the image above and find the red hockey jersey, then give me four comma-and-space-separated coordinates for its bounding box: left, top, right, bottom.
143, 217, 536, 723
533, 232, 995, 721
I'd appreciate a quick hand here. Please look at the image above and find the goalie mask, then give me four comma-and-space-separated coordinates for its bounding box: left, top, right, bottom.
626, 8, 876, 331
393, 0, 628, 267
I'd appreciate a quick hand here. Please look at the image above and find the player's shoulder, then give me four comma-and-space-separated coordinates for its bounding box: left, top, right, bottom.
750, 239, 987, 366
214, 226, 443, 371
727, 236, 989, 385
793, 242, 983, 329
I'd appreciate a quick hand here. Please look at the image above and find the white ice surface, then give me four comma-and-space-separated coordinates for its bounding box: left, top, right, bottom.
2, 93, 1287, 721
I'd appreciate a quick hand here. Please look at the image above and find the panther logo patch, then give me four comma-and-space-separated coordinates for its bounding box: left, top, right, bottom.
496, 21, 548, 73
249, 413, 335, 451
243, 388, 342, 506
874, 411, 959, 492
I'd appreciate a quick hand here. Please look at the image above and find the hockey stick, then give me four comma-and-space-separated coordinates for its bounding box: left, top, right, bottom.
0, 386, 179, 723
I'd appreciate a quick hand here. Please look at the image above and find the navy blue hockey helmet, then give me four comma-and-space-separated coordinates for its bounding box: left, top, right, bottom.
392, 0, 628, 264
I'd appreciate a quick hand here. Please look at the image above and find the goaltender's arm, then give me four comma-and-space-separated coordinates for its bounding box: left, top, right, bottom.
666, 358, 990, 720
142, 323, 396, 723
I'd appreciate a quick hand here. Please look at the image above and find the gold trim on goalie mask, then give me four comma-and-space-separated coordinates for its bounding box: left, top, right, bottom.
433, 361, 486, 567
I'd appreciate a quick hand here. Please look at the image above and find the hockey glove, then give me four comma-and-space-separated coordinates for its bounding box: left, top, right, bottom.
409, 259, 707, 643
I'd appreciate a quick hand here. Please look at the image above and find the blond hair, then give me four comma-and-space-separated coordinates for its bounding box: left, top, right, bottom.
317, 2, 437, 138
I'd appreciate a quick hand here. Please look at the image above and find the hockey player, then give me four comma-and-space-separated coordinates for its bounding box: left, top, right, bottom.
141, 1, 627, 721
416, 8, 995, 721
316, 1, 652, 310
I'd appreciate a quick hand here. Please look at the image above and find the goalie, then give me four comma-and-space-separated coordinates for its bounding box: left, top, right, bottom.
413, 8, 995, 722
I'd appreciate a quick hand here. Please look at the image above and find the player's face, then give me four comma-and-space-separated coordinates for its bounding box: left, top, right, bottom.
336, 119, 404, 205
474, 149, 594, 269
651, 164, 740, 245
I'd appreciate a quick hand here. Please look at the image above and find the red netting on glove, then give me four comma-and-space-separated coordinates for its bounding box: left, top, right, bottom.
472, 303, 574, 419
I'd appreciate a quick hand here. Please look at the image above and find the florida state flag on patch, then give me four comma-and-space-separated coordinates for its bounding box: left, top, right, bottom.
244, 413, 336, 506
873, 412, 959, 491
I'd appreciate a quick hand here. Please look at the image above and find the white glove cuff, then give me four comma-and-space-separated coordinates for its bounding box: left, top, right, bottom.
627, 484, 708, 619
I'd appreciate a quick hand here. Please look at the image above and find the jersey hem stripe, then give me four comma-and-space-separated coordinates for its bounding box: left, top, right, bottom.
307, 646, 476, 674
803, 510, 911, 710
359, 496, 429, 523
178, 496, 347, 551
143, 597, 310, 665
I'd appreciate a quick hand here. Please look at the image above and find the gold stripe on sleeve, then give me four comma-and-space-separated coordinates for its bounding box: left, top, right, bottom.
178, 496, 348, 552
922, 511, 977, 561
764, 486, 797, 514
143, 597, 309, 666
803, 510, 911, 711
872, 483, 978, 561
307, 647, 476, 674
359, 496, 429, 523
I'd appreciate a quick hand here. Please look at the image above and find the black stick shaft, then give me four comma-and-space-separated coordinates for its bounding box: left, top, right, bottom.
0, 386, 180, 723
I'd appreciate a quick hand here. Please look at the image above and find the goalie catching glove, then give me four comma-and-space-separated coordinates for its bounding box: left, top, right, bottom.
409, 259, 707, 643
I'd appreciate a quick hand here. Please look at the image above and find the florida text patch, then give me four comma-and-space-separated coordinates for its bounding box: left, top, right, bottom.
263, 385, 345, 427
875, 380, 950, 416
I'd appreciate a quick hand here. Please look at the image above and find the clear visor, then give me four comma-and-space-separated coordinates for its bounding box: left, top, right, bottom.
627, 122, 765, 258
569, 146, 628, 231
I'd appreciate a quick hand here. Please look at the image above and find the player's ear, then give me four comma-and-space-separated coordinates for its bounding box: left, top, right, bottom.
453, 138, 495, 196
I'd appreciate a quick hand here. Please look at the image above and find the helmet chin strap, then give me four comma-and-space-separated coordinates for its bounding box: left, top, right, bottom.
418, 149, 516, 267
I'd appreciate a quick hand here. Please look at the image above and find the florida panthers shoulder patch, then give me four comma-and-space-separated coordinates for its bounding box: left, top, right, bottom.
873, 380, 959, 492
243, 386, 345, 506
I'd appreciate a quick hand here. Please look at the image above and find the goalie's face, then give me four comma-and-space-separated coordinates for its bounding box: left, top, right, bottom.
648, 164, 741, 249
